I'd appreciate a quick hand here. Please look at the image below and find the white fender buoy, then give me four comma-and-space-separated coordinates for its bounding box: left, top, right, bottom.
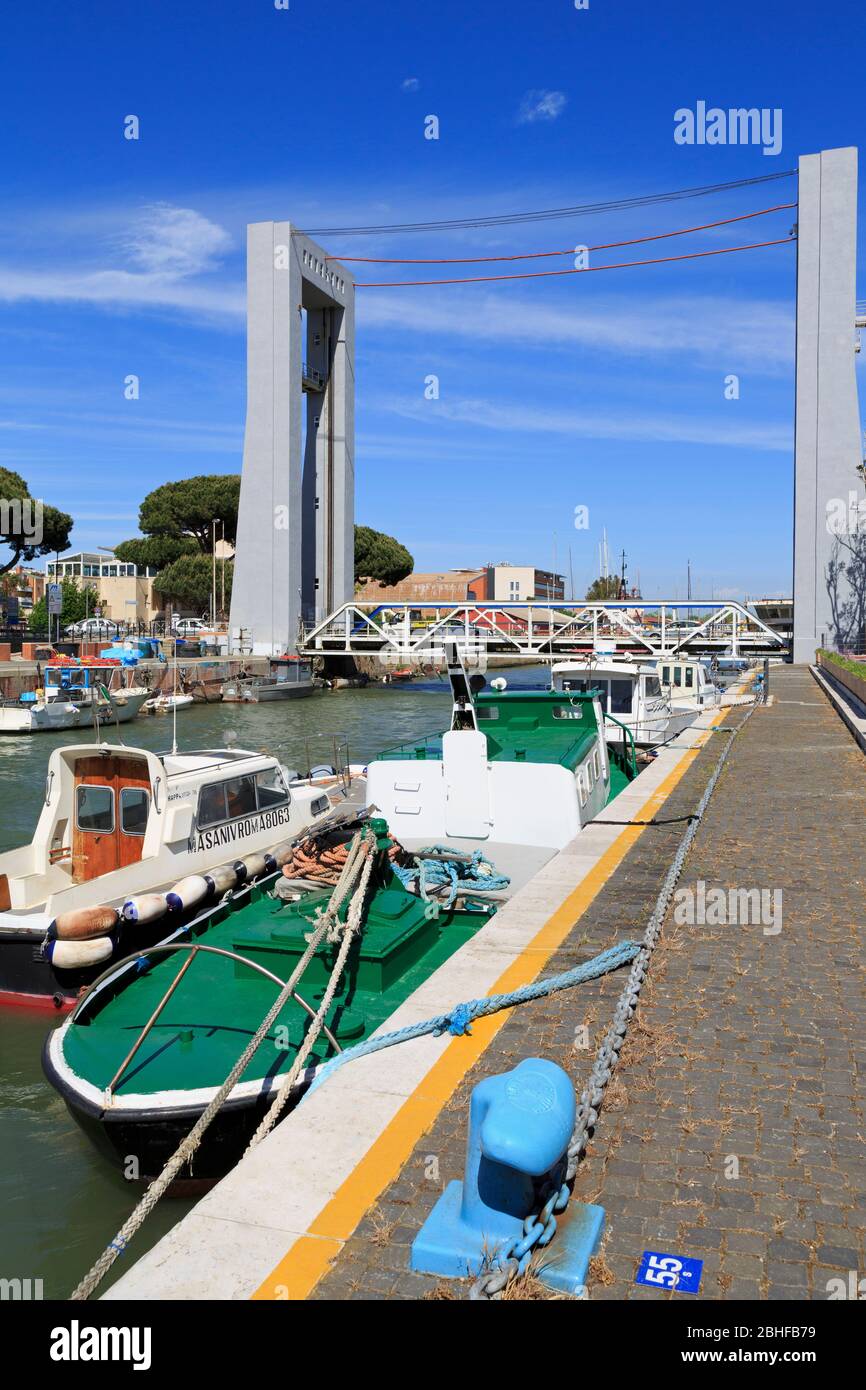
165, 875, 210, 914
270, 841, 297, 868
46, 935, 114, 970
203, 864, 238, 896
53, 905, 119, 941
121, 893, 169, 925
238, 851, 268, 880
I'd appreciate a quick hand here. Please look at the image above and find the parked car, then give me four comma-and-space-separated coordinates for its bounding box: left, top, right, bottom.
170, 617, 207, 637
64, 617, 122, 638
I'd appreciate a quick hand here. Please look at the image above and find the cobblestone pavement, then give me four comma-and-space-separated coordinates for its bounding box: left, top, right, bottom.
311, 667, 866, 1301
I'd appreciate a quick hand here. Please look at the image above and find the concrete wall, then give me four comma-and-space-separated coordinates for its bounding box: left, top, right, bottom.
231, 224, 354, 655
792, 147, 864, 660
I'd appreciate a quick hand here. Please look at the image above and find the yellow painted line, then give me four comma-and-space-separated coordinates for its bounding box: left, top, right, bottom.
252, 708, 732, 1300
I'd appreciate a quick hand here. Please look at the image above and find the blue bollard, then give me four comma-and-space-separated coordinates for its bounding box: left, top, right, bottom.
412, 1057, 598, 1281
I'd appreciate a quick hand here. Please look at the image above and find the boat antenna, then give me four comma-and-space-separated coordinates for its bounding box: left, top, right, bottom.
171, 637, 178, 757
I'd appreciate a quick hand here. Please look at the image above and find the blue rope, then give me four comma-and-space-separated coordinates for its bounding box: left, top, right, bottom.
307, 939, 639, 1096
391, 847, 511, 909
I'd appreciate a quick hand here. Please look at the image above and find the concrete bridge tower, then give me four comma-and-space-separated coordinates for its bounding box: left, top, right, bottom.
230, 224, 355, 655
792, 147, 864, 661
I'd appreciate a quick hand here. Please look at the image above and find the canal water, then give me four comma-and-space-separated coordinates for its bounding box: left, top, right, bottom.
0, 667, 546, 1297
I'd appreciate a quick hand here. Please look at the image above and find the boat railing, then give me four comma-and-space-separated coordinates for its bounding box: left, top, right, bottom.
376, 732, 444, 762
73, 939, 343, 1098
604, 714, 638, 779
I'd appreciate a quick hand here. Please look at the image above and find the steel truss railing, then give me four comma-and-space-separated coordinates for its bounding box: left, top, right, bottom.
299, 599, 788, 660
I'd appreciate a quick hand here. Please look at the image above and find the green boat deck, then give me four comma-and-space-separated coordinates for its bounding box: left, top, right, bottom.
63, 867, 492, 1099
378, 689, 617, 771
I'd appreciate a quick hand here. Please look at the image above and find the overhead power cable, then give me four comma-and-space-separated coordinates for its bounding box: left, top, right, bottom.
354, 235, 796, 288
330, 202, 797, 265
302, 171, 796, 238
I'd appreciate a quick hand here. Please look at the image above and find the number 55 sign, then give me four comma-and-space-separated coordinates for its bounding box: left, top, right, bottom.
635, 1250, 703, 1293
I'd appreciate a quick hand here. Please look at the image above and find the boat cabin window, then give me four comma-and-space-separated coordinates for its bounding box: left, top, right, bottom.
609, 679, 633, 715
197, 768, 289, 830
75, 785, 114, 833
120, 787, 150, 836
661, 665, 671, 685
644, 675, 662, 699
684, 667, 694, 688
255, 767, 289, 809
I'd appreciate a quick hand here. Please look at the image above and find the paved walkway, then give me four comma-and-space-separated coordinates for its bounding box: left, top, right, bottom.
311, 667, 866, 1300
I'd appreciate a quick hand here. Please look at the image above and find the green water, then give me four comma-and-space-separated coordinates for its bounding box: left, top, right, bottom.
0, 670, 544, 1298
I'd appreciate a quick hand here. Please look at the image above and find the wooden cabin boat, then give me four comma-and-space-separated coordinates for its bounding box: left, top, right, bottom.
0, 742, 336, 1007
366, 646, 636, 853
43, 817, 497, 1182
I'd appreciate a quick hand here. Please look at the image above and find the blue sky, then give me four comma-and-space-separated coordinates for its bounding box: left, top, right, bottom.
1, 0, 863, 599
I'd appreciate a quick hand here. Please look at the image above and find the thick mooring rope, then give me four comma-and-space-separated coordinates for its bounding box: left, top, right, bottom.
70, 827, 375, 1302
244, 833, 379, 1150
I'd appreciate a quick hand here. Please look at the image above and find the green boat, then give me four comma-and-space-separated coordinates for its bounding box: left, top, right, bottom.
43, 818, 498, 1183
44, 654, 638, 1187
366, 645, 637, 851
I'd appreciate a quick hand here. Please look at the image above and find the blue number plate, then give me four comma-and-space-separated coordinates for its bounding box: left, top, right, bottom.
635, 1250, 703, 1293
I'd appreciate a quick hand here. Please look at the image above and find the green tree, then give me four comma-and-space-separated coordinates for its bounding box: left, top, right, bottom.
114, 535, 198, 571
136, 475, 241, 552
29, 578, 90, 633
354, 525, 413, 588
585, 575, 623, 601
153, 553, 233, 614
0, 467, 73, 575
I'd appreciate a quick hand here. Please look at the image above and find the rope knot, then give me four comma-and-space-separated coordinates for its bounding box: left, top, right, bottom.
445, 1002, 474, 1036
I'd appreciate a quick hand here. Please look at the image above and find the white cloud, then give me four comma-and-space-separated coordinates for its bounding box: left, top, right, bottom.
379, 394, 791, 452
401, 77, 420, 92
0, 266, 244, 320
123, 203, 233, 276
0, 202, 241, 321
358, 291, 793, 372
516, 90, 567, 124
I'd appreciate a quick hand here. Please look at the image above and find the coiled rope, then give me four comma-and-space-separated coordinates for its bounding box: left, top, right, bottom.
391, 846, 511, 908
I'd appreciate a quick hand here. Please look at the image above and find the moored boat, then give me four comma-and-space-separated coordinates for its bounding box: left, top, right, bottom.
0, 740, 340, 1007
550, 657, 697, 749
654, 656, 721, 712
42, 817, 497, 1182
366, 644, 636, 852
222, 655, 315, 702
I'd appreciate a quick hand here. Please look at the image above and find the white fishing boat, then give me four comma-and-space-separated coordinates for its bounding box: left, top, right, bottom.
550, 657, 697, 749
366, 645, 637, 854
655, 656, 721, 712
144, 692, 196, 715
0, 694, 84, 734
0, 740, 341, 1006
42, 660, 150, 725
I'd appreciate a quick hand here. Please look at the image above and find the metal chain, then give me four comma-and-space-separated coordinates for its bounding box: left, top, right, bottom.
470, 698, 760, 1299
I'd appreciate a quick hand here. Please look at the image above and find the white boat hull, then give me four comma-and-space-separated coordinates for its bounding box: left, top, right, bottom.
0, 702, 84, 734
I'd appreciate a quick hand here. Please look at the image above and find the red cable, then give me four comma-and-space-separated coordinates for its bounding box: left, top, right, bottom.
329, 203, 797, 266
354, 236, 795, 288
